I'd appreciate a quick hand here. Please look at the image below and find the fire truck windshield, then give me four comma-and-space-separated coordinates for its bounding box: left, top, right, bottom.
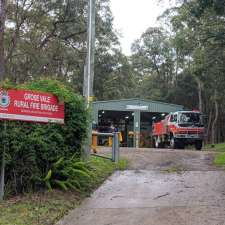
179, 112, 203, 127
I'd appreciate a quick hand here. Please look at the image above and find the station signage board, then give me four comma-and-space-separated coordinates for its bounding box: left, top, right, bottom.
126, 105, 149, 111
0, 89, 64, 124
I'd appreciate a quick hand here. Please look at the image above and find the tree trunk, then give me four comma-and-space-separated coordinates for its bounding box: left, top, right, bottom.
0, 0, 6, 81
211, 90, 219, 146
206, 108, 212, 143
195, 76, 203, 112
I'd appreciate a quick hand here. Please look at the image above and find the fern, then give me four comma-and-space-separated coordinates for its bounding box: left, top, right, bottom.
65, 181, 81, 192
53, 180, 68, 191
53, 157, 64, 169
45, 180, 52, 191
44, 170, 52, 181
69, 180, 82, 190
42, 158, 93, 191
73, 163, 93, 175
72, 161, 86, 167
71, 169, 90, 178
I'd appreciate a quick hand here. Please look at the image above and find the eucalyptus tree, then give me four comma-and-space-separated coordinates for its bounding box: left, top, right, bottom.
0, 0, 7, 80
167, 0, 225, 143
131, 27, 177, 101
5, 0, 88, 83
4, 0, 130, 101
130, 0, 225, 143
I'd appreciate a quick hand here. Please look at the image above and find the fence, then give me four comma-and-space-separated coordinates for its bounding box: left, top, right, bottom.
91, 132, 120, 162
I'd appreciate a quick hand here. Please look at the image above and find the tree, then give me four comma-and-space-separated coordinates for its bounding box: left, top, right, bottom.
131, 27, 179, 102
0, 0, 6, 80
130, 0, 225, 144
162, 0, 225, 143
3, 0, 135, 101
94, 50, 136, 100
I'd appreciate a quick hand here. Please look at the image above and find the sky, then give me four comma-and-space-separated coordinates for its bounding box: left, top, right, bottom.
110, 0, 176, 55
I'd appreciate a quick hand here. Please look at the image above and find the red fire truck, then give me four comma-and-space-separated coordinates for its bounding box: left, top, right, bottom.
152, 111, 205, 150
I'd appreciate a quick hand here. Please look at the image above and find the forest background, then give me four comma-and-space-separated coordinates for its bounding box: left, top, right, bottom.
0, 0, 225, 144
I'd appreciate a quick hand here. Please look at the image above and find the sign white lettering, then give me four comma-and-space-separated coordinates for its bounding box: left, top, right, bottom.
0, 89, 64, 124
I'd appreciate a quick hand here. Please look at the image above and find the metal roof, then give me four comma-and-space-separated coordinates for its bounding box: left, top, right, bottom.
93, 98, 183, 113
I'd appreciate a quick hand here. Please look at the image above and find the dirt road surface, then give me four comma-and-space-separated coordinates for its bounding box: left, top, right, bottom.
56, 148, 225, 225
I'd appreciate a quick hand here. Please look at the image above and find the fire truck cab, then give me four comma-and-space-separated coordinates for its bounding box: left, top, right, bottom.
152, 111, 205, 150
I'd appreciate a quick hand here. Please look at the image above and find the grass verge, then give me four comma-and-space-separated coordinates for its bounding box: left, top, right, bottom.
205, 143, 225, 167
214, 153, 225, 167
0, 156, 128, 225
205, 142, 225, 152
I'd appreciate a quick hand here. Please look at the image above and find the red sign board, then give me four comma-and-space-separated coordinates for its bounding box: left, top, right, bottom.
0, 89, 64, 124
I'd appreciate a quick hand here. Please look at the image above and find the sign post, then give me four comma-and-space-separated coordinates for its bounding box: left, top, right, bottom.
0, 121, 6, 200
0, 89, 64, 200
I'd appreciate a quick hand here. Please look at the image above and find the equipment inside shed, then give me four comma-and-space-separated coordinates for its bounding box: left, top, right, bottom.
97, 110, 164, 147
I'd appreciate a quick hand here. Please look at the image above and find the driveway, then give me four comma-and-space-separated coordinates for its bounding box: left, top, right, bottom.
56, 148, 225, 225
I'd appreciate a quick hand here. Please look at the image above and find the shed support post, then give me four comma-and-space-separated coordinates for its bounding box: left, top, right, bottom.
112, 132, 119, 162
134, 111, 140, 148
93, 109, 99, 125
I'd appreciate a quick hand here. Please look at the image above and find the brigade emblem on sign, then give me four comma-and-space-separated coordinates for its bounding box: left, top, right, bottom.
0, 90, 10, 108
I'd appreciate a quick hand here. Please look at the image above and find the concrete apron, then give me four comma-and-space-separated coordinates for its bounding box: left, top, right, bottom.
56, 170, 225, 225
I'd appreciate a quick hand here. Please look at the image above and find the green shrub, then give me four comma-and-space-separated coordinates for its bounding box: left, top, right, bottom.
0, 78, 89, 195
42, 157, 129, 193
43, 157, 93, 192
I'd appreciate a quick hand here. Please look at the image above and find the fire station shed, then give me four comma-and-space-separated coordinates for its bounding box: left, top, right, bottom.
92, 98, 183, 148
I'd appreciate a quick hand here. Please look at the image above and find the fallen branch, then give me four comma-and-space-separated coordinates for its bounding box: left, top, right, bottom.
153, 192, 170, 200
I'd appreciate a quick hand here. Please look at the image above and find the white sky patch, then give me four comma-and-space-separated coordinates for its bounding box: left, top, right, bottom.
110, 0, 176, 55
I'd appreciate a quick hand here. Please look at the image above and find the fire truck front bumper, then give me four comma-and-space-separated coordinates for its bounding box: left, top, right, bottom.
174, 133, 204, 141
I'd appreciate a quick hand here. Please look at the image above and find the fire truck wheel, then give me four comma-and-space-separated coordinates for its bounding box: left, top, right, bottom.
152, 138, 156, 148
155, 138, 160, 148
170, 137, 178, 149
155, 136, 163, 148
178, 142, 185, 149
160, 143, 165, 148
195, 141, 202, 150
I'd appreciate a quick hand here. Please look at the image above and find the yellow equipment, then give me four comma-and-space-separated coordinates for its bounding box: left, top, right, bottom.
92, 131, 99, 153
